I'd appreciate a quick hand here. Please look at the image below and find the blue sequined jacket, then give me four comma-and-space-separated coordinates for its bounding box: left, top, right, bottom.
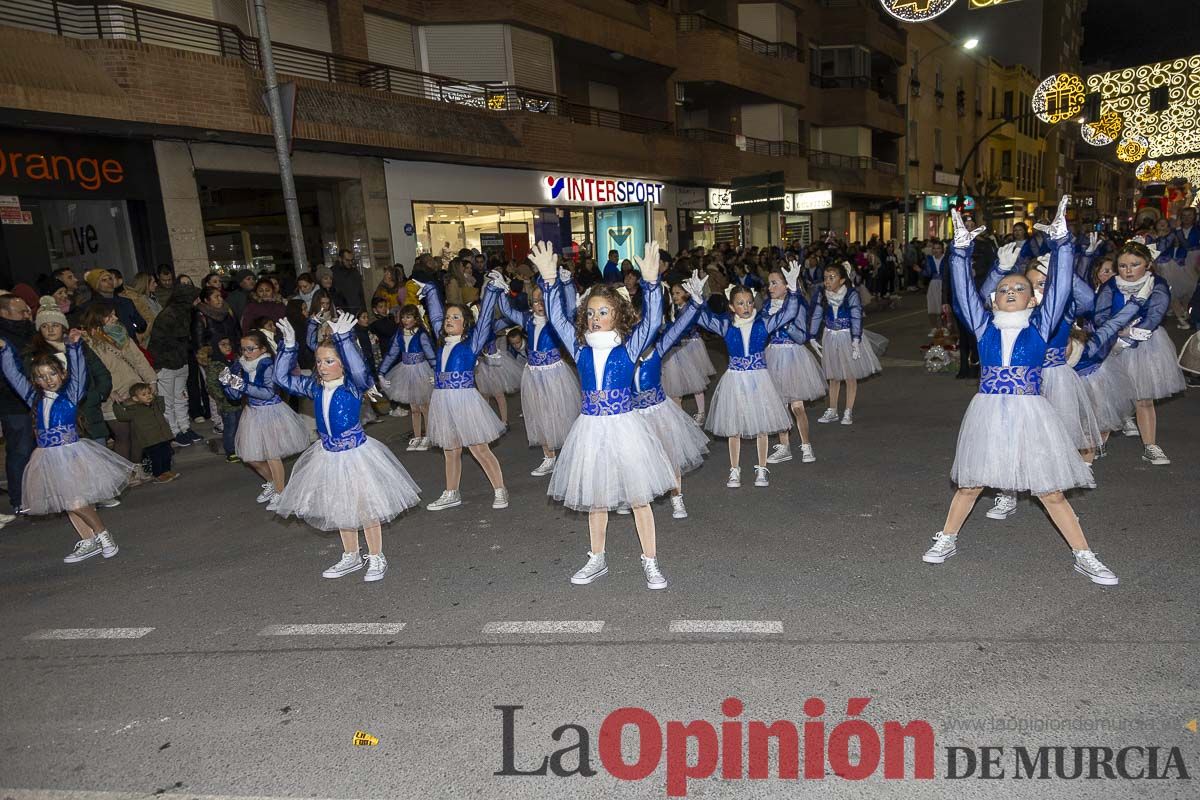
695, 290, 798, 372
1093, 274, 1171, 349
378, 324, 435, 374
0, 340, 86, 447
273, 331, 371, 451
809, 285, 863, 340
420, 282, 500, 389
633, 300, 702, 409
980, 256, 1095, 368
1074, 294, 1147, 377
489, 280, 572, 368
223, 355, 284, 407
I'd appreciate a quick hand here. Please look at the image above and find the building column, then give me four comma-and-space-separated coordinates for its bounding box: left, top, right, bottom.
327, 0, 369, 61
153, 140, 208, 280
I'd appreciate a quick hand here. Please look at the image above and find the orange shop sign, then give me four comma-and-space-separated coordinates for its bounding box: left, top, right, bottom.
0, 145, 124, 192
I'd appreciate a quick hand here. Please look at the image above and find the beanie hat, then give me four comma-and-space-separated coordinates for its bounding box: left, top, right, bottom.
315, 266, 334, 282
36, 296, 69, 330
84, 269, 108, 291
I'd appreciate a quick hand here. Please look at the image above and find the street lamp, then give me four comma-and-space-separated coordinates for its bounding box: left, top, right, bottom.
901, 36, 980, 244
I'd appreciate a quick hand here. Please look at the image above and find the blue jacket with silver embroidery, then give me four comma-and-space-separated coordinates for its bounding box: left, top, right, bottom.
421, 282, 500, 388
0, 340, 87, 447
810, 285, 863, 340
1093, 274, 1170, 349
632, 300, 702, 407
1074, 294, 1147, 377
490, 281, 573, 365
378, 324, 435, 375
223, 355, 283, 407
273, 330, 372, 451
695, 290, 798, 369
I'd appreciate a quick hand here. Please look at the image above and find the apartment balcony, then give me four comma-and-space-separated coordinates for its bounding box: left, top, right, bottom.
675, 14, 806, 108
816, 0, 906, 64
809, 78, 904, 136
807, 150, 902, 197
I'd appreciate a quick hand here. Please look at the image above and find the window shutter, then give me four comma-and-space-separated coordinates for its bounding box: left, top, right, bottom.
420, 24, 508, 83
252, 0, 331, 52
365, 13, 417, 71
509, 27, 555, 93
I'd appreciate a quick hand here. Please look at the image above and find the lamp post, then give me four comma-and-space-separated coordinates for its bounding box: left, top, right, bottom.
901, 36, 978, 244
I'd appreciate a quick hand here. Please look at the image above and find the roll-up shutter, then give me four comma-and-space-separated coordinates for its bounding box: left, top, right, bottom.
253, 0, 331, 51
420, 24, 508, 82
365, 13, 417, 71
509, 27, 556, 93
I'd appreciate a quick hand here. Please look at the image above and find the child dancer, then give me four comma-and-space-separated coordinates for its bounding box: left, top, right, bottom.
533, 240, 677, 589
811, 262, 882, 425
660, 280, 716, 424
484, 269, 581, 477
1093, 239, 1187, 465
377, 304, 435, 452
218, 330, 310, 509
473, 316, 521, 427
922, 201, 1117, 586
271, 314, 421, 581
0, 333, 132, 562
419, 282, 509, 511
922, 240, 948, 335
697, 263, 803, 488
764, 266, 826, 465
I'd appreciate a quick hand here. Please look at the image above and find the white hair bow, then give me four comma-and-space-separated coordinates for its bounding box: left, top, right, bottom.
1146, 242, 1162, 262
580, 285, 631, 304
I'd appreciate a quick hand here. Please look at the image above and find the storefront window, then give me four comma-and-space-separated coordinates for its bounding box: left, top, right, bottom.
414, 203, 597, 264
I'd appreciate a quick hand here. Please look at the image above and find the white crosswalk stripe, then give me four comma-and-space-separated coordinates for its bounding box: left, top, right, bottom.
482, 621, 604, 634
258, 623, 405, 636
25, 628, 155, 640
669, 620, 783, 634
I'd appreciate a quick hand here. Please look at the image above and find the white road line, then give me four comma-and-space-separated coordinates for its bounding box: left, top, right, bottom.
669, 620, 783, 634
483, 621, 605, 634
0, 791, 366, 800
259, 623, 405, 636
25, 628, 155, 640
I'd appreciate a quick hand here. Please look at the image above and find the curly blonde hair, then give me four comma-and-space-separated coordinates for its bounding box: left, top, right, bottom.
574, 285, 636, 344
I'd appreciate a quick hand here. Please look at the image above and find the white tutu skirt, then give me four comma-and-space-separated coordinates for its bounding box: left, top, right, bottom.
548, 412, 677, 511
1041, 364, 1103, 450
639, 399, 709, 474
706, 368, 793, 438
384, 361, 434, 406
662, 338, 715, 398
427, 387, 506, 449
926, 279, 944, 315
520, 361, 581, 449
1117, 328, 1186, 400
765, 343, 826, 402
273, 437, 421, 531
863, 328, 890, 357
475, 351, 521, 396
23, 439, 134, 515
1158, 260, 1196, 302
1081, 357, 1136, 433
951, 393, 1095, 495
821, 329, 882, 381
235, 401, 311, 462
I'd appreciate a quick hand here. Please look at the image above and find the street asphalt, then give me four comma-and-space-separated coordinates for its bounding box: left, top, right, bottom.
0, 295, 1196, 800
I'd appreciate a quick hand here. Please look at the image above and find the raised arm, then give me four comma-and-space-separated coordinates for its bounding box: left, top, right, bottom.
623, 278, 663, 360
654, 299, 701, 356
467, 285, 501, 356
64, 339, 87, 406
490, 283, 531, 328
782, 295, 811, 344
949, 214, 990, 339
544, 278, 580, 359
271, 339, 317, 399
333, 328, 373, 393
0, 344, 35, 408
1071, 273, 1095, 319
1033, 234, 1076, 342
419, 282, 444, 338
306, 316, 320, 352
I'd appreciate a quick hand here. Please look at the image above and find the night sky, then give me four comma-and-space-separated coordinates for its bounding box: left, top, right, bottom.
1080, 0, 1199, 68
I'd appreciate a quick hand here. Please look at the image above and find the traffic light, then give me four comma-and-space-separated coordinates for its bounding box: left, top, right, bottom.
1082, 92, 1101, 123
1149, 86, 1169, 114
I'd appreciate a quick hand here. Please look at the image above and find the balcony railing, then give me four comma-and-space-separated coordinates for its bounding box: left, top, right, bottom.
677, 13, 800, 62
682, 129, 805, 158
809, 150, 897, 175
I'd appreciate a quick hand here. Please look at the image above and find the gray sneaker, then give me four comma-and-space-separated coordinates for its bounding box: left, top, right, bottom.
640, 554, 669, 590
64, 537, 103, 564
570, 551, 608, 585
922, 532, 958, 564
426, 490, 462, 512
1073, 549, 1118, 586
95, 531, 119, 559
322, 551, 364, 579
363, 553, 388, 582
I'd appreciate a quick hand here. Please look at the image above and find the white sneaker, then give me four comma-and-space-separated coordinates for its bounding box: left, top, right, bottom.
922, 532, 958, 564
817, 408, 839, 423
1142, 445, 1170, 465
1120, 418, 1140, 437
692, 411, 706, 426
753, 465, 770, 487
530, 456, 556, 477
266, 492, 282, 511
641, 554, 669, 590
406, 438, 421, 451
363, 553, 388, 582
96, 497, 120, 508
95, 531, 118, 559
726, 467, 741, 488
322, 551, 364, 578
766, 444, 792, 464
426, 490, 462, 511
414, 437, 432, 451
389, 407, 407, 417
985, 494, 1017, 520
800, 443, 816, 463
493, 488, 509, 509
570, 551, 608, 585
63, 537, 103, 564
840, 409, 853, 425
1073, 549, 1118, 586
615, 503, 632, 515
670, 495, 687, 519
255, 483, 275, 503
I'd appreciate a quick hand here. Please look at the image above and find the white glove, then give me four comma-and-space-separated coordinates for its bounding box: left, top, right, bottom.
996, 242, 1022, 270
1128, 326, 1153, 341
1117, 336, 1134, 349
1085, 231, 1101, 255
411, 278, 429, 299
1034, 195, 1070, 242
220, 368, 245, 391
377, 375, 391, 390
528, 241, 558, 282
328, 311, 356, 336
851, 340, 862, 360
683, 274, 708, 305
782, 260, 802, 292
217, 367, 233, 386
558, 267, 573, 284
277, 317, 296, 348
485, 270, 507, 293
1134, 277, 1155, 302
632, 240, 662, 283
951, 208, 987, 249
810, 340, 823, 356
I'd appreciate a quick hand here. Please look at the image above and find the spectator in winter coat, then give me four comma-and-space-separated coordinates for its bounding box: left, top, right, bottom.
238, 279, 288, 336
148, 284, 201, 446
193, 286, 240, 354
82, 269, 146, 340
0, 294, 35, 514
333, 249, 367, 314
226, 269, 257, 326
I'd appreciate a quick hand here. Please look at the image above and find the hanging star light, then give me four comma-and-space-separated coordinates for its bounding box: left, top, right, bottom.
1135, 160, 1162, 182
1116, 134, 1149, 163
1032, 73, 1086, 124
878, 0, 958, 22
1086, 54, 1200, 159
1080, 110, 1123, 146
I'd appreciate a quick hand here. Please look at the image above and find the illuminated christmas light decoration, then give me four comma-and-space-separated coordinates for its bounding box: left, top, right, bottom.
1116, 134, 1149, 163
967, 0, 1023, 7
1031, 73, 1086, 124
1134, 160, 1161, 182
1086, 54, 1200, 159
1159, 157, 1200, 187
878, 0, 957, 23
1080, 110, 1123, 146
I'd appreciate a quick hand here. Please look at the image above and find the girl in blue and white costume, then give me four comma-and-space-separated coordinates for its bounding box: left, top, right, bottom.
920, 240, 949, 335
376, 304, 435, 452
1151, 216, 1196, 331
922, 200, 1117, 587
270, 314, 421, 582
532, 240, 677, 590
1093, 238, 1187, 466
483, 267, 581, 478
218, 330, 311, 510
811, 262, 882, 425
418, 281, 509, 512
660, 279, 715, 425
697, 262, 803, 489
0, 332, 132, 563
474, 315, 522, 428
763, 264, 825, 466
